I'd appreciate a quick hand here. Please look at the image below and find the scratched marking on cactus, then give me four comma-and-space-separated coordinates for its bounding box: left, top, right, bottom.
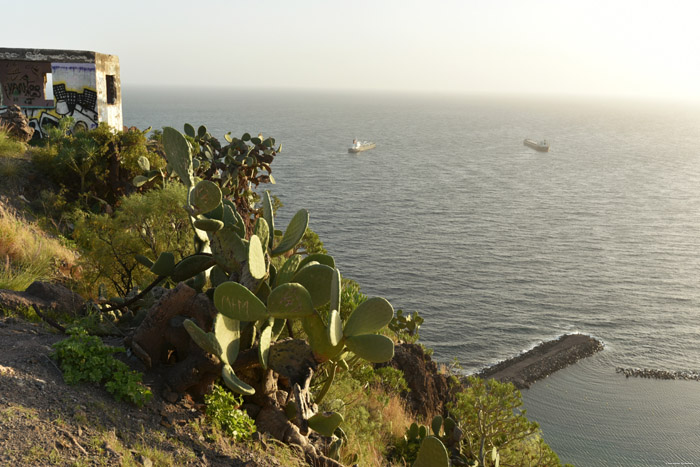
281, 290, 301, 313
222, 296, 248, 316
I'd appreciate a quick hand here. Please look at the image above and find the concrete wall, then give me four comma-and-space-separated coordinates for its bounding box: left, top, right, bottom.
95, 53, 123, 132
0, 48, 122, 137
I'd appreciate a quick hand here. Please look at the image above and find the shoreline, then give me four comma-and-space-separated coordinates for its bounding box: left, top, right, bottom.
473, 334, 604, 389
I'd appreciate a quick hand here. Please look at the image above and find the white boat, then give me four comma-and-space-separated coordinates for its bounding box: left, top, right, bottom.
348, 140, 376, 153
524, 139, 549, 152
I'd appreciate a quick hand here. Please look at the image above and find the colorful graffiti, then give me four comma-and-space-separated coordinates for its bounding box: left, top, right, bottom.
0, 61, 52, 107
0, 62, 99, 138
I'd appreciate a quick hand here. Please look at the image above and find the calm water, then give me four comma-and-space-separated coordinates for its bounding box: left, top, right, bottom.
124, 87, 700, 466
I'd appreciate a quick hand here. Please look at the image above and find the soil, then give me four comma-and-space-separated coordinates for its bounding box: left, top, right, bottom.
0, 316, 305, 467
475, 334, 604, 389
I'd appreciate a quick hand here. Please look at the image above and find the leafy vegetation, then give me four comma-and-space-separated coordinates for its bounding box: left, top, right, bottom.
72, 183, 192, 297
204, 385, 256, 441
448, 376, 562, 467
51, 328, 152, 406
32, 122, 164, 209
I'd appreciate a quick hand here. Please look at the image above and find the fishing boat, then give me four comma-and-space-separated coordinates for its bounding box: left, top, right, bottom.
524, 139, 549, 152
348, 139, 376, 153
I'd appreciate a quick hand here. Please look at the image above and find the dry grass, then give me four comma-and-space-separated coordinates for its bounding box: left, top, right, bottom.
0, 203, 79, 291
0, 125, 27, 159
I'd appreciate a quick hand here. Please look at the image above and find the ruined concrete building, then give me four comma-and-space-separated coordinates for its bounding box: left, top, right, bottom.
0, 48, 122, 137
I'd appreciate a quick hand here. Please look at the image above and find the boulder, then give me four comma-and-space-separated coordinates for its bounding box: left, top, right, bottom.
0, 105, 34, 142
25, 281, 85, 316
0, 281, 85, 318
376, 343, 458, 418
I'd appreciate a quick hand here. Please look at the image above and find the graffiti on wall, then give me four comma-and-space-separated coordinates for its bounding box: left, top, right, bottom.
0, 61, 99, 138
0, 61, 53, 107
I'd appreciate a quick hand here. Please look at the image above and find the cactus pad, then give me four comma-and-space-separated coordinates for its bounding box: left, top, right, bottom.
345, 334, 395, 363
162, 127, 193, 186
258, 324, 272, 369
221, 364, 255, 395
262, 191, 275, 248
293, 264, 334, 308
248, 234, 267, 280
214, 282, 268, 322
150, 252, 175, 276
271, 209, 309, 257
214, 313, 241, 365
253, 217, 270, 254
343, 297, 394, 337
267, 283, 314, 319
193, 218, 224, 232
414, 436, 450, 467
308, 412, 344, 437
211, 226, 247, 268
276, 255, 303, 287
171, 255, 216, 282
298, 253, 335, 270
183, 319, 221, 356
135, 254, 154, 268
190, 180, 222, 213
328, 309, 343, 347
431, 415, 443, 437
301, 311, 342, 360
330, 268, 341, 314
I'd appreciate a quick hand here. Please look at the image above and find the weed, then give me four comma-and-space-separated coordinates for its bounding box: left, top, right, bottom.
204, 384, 256, 441
51, 327, 152, 406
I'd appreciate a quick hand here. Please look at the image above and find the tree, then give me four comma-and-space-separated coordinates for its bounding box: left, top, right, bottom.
449, 376, 561, 467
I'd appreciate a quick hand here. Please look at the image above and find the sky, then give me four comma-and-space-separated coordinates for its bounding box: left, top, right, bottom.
3, 0, 700, 100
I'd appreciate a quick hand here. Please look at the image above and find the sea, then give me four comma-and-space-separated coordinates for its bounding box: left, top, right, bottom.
123, 86, 700, 466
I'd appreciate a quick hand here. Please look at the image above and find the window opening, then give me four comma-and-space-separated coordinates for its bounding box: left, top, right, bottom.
44, 73, 54, 101
106, 74, 117, 104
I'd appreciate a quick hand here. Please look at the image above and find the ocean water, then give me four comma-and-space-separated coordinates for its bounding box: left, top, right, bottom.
123, 87, 700, 466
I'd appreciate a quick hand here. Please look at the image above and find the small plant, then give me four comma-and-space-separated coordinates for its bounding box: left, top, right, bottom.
51, 327, 152, 406
388, 309, 424, 343
204, 384, 256, 441
0, 123, 27, 158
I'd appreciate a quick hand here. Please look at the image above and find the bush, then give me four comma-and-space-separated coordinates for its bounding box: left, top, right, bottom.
205, 385, 256, 441
448, 376, 561, 466
51, 327, 152, 406
72, 183, 193, 297
31, 124, 164, 208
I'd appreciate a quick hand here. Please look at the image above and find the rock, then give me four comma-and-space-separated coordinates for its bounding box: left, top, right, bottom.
0, 105, 34, 142
376, 343, 457, 418
126, 283, 221, 399
25, 281, 86, 317
0, 289, 48, 315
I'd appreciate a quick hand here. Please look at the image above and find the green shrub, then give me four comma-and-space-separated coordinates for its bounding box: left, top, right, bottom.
51, 327, 152, 406
204, 385, 256, 441
31, 123, 164, 207
72, 184, 192, 297
449, 376, 561, 466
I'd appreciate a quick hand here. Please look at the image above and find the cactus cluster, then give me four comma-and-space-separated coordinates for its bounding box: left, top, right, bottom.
144, 126, 396, 446
403, 415, 471, 467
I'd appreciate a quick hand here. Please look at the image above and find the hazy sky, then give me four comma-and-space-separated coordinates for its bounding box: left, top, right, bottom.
3, 0, 700, 100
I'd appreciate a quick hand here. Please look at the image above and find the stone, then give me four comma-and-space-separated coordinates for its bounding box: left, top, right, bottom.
376, 343, 456, 418
25, 281, 86, 316
0, 105, 34, 142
